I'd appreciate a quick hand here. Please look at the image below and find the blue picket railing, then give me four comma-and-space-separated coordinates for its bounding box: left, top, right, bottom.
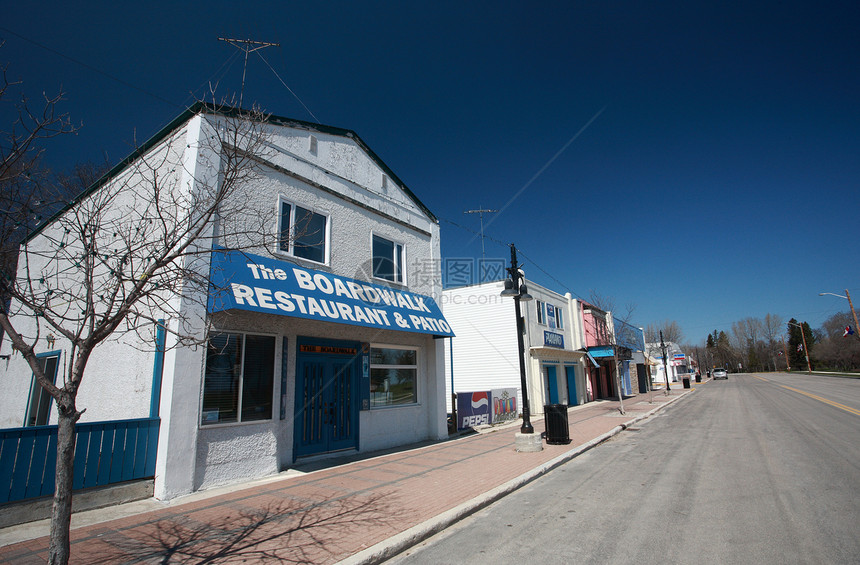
0, 417, 159, 504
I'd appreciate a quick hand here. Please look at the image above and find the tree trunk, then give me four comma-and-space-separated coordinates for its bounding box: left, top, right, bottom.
48, 401, 80, 565
615, 355, 625, 415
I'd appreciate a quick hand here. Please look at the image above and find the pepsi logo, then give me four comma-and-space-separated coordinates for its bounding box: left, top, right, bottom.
471, 392, 489, 410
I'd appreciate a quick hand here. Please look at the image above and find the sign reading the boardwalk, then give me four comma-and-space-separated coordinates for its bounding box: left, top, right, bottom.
208, 249, 454, 337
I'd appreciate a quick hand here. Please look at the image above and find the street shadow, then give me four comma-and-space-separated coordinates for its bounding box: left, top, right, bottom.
79, 491, 401, 564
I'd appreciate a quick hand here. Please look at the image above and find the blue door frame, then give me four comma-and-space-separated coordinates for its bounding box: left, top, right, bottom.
565, 365, 578, 406
294, 337, 360, 459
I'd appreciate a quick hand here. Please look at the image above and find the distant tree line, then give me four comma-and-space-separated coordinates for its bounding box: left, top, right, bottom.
696, 312, 859, 373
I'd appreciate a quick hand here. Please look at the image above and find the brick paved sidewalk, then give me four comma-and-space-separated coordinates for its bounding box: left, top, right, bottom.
0, 390, 689, 564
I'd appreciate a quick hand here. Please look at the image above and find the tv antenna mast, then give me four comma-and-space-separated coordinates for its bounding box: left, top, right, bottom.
218, 37, 280, 107
464, 207, 498, 259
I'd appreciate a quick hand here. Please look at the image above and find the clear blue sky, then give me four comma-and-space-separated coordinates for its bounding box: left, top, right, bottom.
2, 1, 858, 344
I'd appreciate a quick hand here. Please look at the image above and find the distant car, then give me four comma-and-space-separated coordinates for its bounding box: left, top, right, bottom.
713, 368, 728, 380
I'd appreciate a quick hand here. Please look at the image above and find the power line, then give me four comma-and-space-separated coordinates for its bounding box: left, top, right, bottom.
0, 26, 182, 109
256, 51, 320, 123
441, 215, 588, 303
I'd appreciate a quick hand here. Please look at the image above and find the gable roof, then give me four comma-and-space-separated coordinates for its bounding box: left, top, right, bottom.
26, 101, 436, 243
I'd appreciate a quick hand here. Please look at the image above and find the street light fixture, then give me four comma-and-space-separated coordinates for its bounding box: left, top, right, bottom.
818, 289, 860, 340
787, 321, 812, 374
500, 243, 534, 435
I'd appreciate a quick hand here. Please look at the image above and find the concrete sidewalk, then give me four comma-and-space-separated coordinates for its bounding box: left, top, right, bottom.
0, 387, 692, 564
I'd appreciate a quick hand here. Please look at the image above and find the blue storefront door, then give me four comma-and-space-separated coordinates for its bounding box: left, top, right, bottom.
544, 365, 559, 404
565, 366, 578, 406
294, 338, 360, 459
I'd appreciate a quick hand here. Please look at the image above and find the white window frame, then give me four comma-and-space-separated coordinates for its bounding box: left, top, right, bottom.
24, 351, 61, 427
200, 331, 277, 427
371, 232, 406, 285
555, 306, 564, 330
536, 300, 546, 325
276, 196, 330, 265
369, 344, 419, 409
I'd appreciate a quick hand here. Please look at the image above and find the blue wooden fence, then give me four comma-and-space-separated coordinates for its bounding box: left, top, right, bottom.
0, 417, 159, 504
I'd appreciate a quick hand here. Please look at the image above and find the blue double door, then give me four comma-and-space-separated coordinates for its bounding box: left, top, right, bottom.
544, 364, 579, 406
294, 338, 361, 459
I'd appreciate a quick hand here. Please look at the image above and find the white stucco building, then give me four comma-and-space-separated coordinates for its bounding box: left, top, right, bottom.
442, 280, 590, 425
0, 103, 453, 500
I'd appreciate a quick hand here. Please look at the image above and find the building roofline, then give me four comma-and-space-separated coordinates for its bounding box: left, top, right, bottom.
25, 101, 437, 243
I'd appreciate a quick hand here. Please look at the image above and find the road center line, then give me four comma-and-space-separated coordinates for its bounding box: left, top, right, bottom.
779, 385, 860, 417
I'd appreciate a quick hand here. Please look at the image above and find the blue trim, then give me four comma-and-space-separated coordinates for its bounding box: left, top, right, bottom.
588, 345, 615, 358
280, 337, 289, 420
1, 417, 160, 503
545, 365, 559, 404
149, 321, 166, 418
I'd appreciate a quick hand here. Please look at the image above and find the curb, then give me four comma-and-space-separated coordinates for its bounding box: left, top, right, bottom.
337, 390, 692, 564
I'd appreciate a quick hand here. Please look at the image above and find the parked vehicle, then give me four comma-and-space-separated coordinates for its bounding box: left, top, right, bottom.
713, 368, 728, 380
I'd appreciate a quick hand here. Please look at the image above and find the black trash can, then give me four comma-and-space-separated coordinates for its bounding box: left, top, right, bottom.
683, 377, 691, 389
543, 404, 571, 445
695, 373, 702, 383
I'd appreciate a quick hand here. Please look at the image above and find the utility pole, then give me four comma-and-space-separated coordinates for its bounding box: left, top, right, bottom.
464, 207, 498, 260
846, 289, 860, 340
218, 37, 280, 107
788, 321, 812, 374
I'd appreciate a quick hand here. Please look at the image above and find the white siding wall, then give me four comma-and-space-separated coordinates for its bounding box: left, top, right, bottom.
442, 282, 520, 412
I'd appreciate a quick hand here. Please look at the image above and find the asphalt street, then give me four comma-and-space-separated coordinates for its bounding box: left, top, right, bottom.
388, 374, 860, 565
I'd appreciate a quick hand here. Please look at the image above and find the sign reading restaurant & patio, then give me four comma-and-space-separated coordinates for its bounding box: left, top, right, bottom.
208, 249, 455, 337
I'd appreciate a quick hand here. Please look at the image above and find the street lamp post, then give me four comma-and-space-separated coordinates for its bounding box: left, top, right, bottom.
500, 243, 535, 435
819, 289, 860, 340
788, 321, 812, 374
660, 331, 670, 393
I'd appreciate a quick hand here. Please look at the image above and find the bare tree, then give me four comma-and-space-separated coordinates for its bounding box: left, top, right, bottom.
761, 313, 784, 371
1, 51, 78, 310
813, 311, 860, 371
645, 320, 683, 344
0, 98, 275, 564
588, 292, 639, 414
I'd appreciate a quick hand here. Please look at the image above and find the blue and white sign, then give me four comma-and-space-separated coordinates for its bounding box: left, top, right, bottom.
208, 249, 455, 337
544, 331, 564, 349
546, 304, 556, 329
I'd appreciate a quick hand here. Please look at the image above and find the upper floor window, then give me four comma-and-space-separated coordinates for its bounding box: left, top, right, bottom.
372, 234, 404, 284
278, 198, 328, 264
537, 301, 564, 330
25, 353, 60, 426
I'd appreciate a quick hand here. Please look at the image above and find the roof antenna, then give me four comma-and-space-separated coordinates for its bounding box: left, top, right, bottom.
464, 207, 498, 260
218, 37, 280, 107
